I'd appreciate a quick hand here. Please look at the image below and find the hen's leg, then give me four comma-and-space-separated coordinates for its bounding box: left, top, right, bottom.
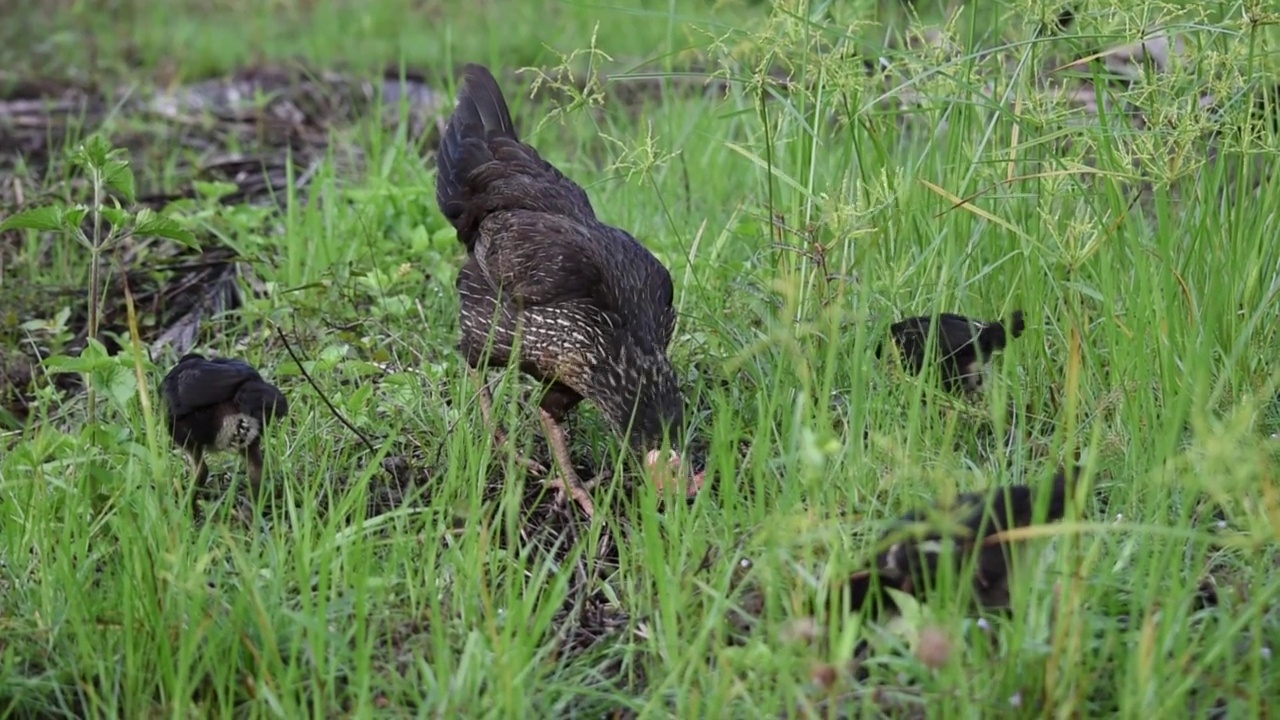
538, 409, 598, 517
469, 366, 507, 446
469, 367, 547, 476
192, 447, 208, 486
245, 439, 265, 500
189, 447, 208, 512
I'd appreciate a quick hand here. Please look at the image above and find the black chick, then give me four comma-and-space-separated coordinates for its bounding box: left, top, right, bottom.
878, 310, 1026, 394
161, 353, 289, 502
435, 63, 696, 516
1043, 6, 1077, 37
841, 464, 1080, 616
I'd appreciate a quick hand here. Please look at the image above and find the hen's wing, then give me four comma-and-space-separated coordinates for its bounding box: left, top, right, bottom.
164, 360, 260, 417
470, 212, 678, 348
472, 211, 608, 308
646, 255, 678, 349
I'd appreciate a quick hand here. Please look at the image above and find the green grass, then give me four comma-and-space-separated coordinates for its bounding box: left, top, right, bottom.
3, 0, 1280, 717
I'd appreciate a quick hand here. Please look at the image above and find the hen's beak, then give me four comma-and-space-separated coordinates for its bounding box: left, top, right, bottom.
645, 449, 705, 498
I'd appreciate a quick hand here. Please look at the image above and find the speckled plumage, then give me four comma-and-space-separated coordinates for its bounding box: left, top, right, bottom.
842, 464, 1078, 616
161, 353, 288, 501
879, 310, 1026, 393
436, 64, 684, 509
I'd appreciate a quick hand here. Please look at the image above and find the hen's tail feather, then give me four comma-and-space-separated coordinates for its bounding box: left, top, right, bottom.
436, 64, 518, 227
457, 64, 517, 141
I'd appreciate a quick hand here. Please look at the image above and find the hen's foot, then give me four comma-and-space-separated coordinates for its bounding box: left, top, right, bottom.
470, 368, 506, 443
513, 456, 549, 476
548, 470, 607, 517
539, 408, 601, 517
549, 469, 610, 516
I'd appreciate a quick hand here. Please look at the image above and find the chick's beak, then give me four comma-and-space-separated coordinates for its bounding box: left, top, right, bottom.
645, 449, 705, 498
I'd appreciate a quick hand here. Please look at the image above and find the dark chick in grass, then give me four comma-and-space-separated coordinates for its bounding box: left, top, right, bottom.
435, 63, 701, 516
879, 310, 1027, 394
161, 353, 289, 503
840, 464, 1080, 616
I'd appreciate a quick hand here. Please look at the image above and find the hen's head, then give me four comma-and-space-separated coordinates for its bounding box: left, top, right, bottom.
595, 344, 701, 493
645, 448, 706, 498
598, 345, 683, 448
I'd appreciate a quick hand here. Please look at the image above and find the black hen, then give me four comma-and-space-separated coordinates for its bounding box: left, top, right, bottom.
879, 310, 1026, 394
435, 64, 696, 516
839, 464, 1079, 616
161, 353, 289, 503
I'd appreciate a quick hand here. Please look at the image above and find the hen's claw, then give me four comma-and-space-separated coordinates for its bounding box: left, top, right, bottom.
548, 471, 603, 517
540, 409, 598, 517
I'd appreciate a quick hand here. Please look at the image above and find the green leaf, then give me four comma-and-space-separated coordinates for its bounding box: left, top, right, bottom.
104, 158, 136, 203
100, 206, 131, 234
43, 354, 97, 373
63, 205, 89, 230
376, 295, 412, 316
134, 208, 197, 246
79, 338, 112, 363
319, 344, 351, 363
345, 360, 388, 377
70, 135, 99, 167
99, 365, 138, 408
71, 135, 111, 169
20, 306, 72, 334
346, 384, 374, 411
193, 180, 239, 202
882, 587, 924, 636
431, 226, 458, 249
1, 206, 65, 232
54, 306, 72, 329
